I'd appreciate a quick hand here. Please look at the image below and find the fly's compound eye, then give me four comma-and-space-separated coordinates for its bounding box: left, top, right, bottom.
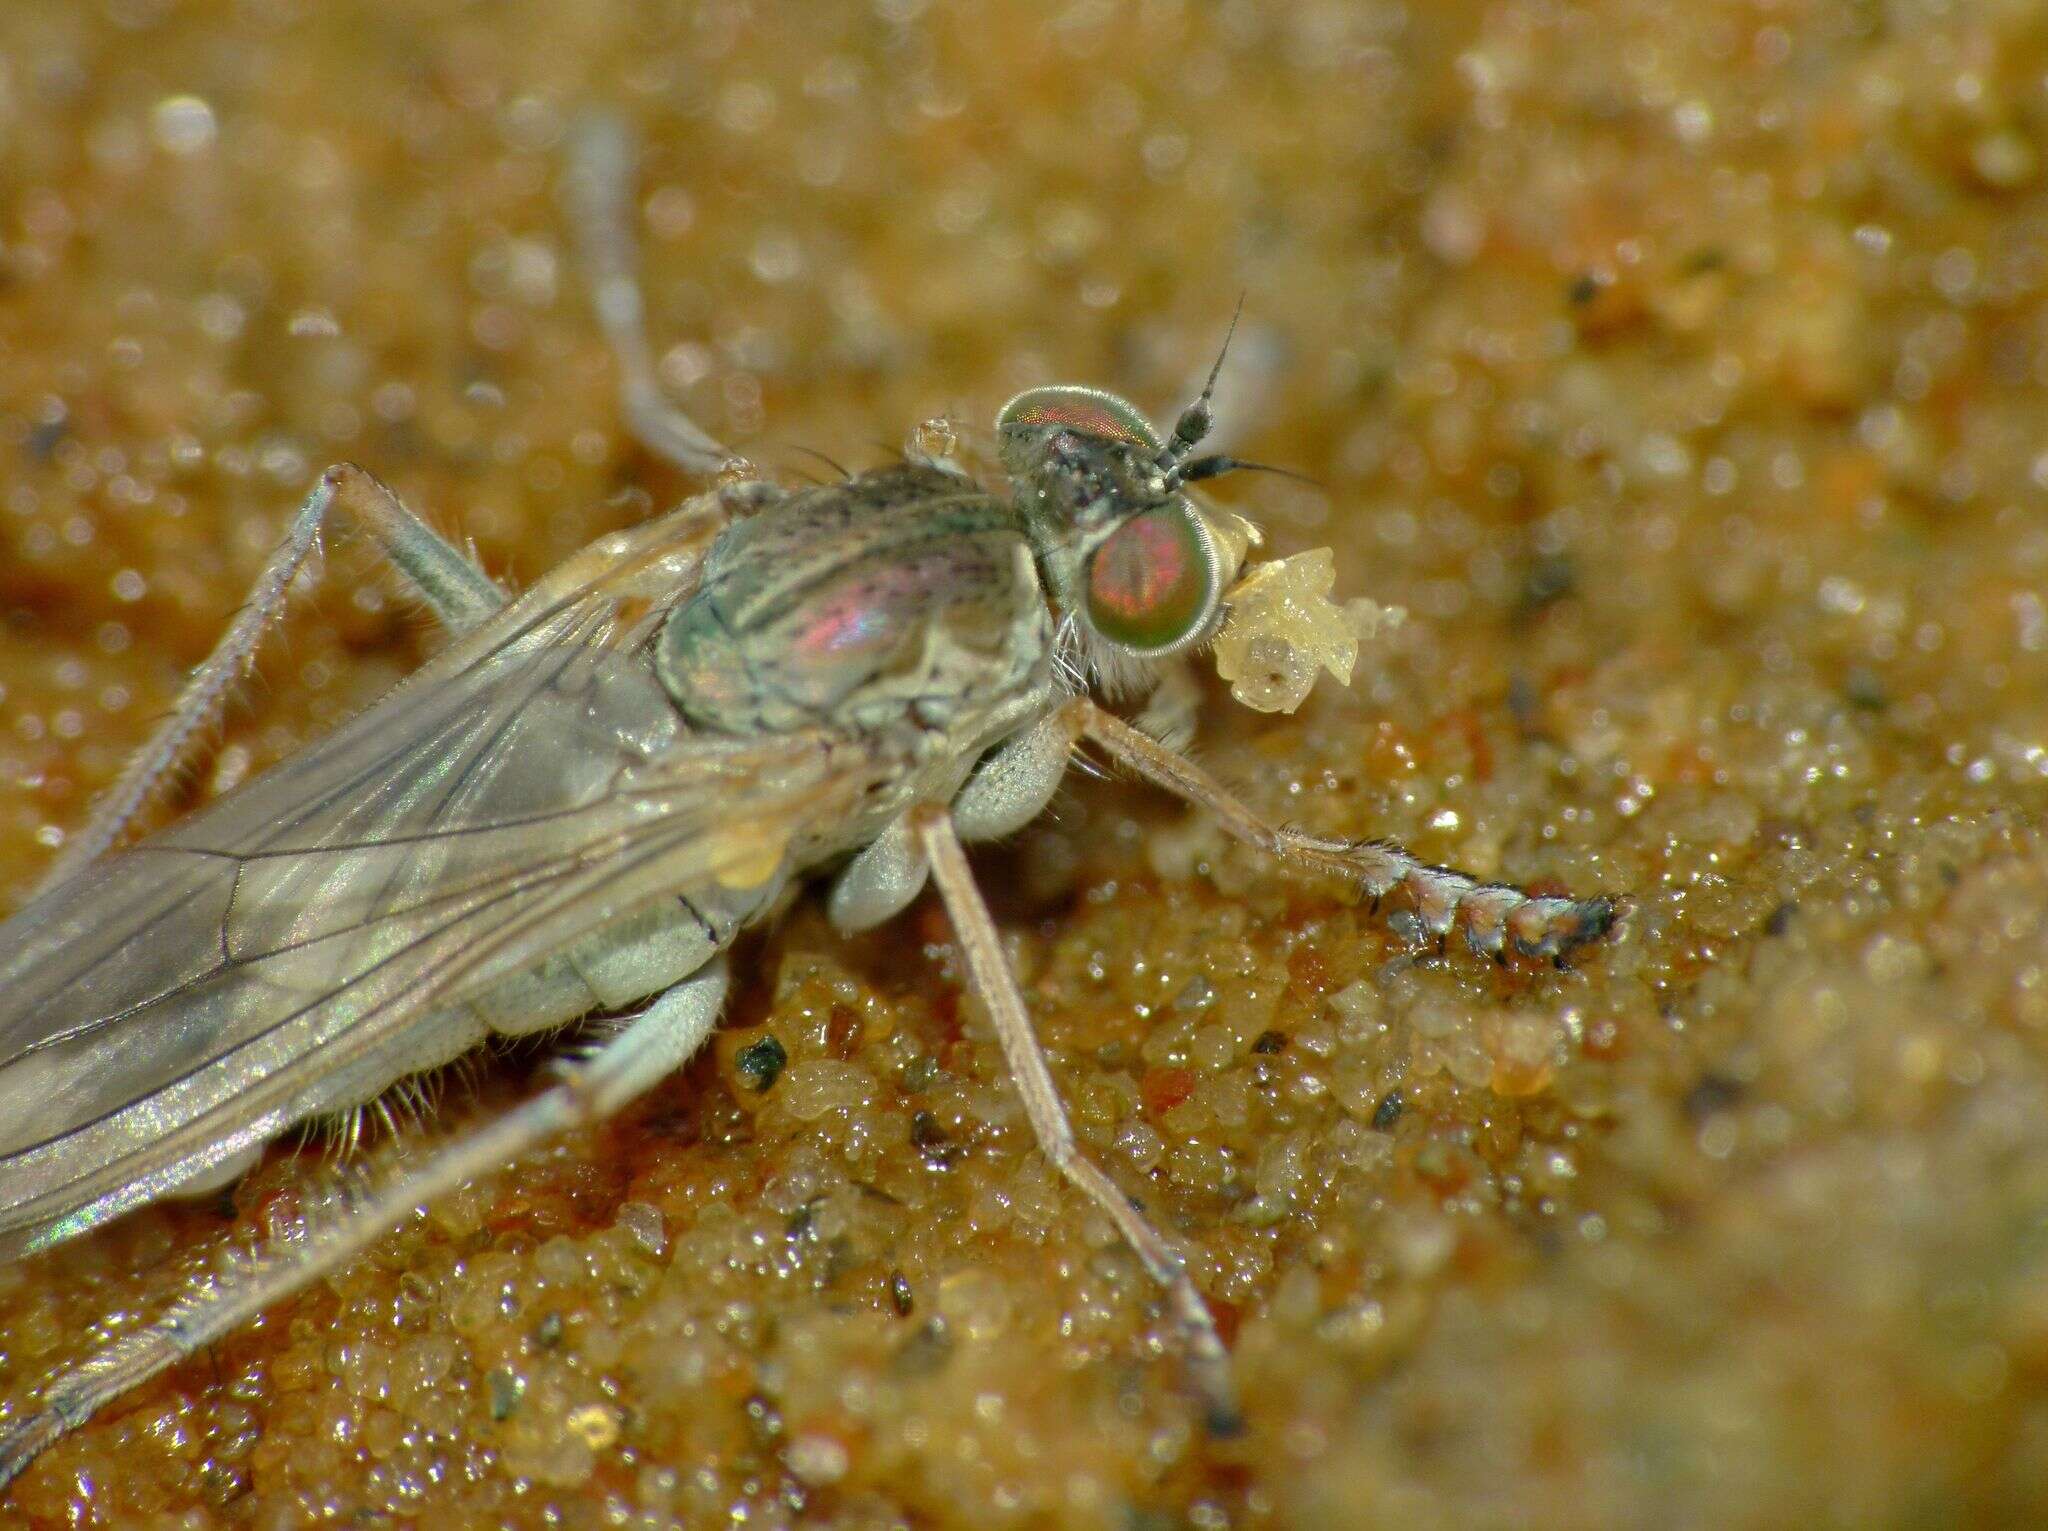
996, 385, 1160, 449
1084, 505, 1220, 656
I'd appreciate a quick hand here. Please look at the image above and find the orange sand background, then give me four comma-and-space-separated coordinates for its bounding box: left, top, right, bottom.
2, 2, 2046, 1525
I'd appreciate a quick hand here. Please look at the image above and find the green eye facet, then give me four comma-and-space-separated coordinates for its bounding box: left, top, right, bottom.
1084, 507, 1218, 655
996, 385, 1160, 449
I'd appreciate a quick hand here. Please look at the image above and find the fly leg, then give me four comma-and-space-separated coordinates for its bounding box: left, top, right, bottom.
1075, 699, 1626, 962
1128, 658, 1203, 754
39, 464, 505, 892
563, 112, 735, 476
909, 804, 1241, 1431
0, 958, 730, 1492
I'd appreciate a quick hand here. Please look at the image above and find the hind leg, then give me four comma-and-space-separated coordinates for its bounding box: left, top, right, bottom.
0, 959, 731, 1490
40, 463, 503, 892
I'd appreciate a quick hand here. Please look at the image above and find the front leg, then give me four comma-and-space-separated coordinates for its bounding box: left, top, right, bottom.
1074, 700, 1625, 964
1128, 657, 1203, 753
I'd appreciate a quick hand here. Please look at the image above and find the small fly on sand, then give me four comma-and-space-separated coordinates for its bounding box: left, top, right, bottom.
0, 114, 1623, 1487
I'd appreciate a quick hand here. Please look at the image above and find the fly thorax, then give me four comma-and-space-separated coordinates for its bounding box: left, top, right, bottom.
656, 465, 1051, 738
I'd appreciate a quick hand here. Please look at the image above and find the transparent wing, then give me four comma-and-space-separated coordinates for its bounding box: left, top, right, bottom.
0, 491, 888, 1256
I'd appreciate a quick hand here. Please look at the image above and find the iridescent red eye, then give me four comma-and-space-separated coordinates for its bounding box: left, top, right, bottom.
1085, 507, 1218, 655
996, 385, 1160, 449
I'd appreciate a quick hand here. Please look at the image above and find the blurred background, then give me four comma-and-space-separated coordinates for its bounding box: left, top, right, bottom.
2, 0, 2047, 1525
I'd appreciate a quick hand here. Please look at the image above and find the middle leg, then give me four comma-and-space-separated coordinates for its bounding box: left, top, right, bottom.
562, 112, 736, 476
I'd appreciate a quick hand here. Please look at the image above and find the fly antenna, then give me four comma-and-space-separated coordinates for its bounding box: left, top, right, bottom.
1172, 454, 1320, 489
1156, 292, 1246, 474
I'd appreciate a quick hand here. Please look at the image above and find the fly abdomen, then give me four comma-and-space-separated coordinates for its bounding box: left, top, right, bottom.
462, 888, 750, 1039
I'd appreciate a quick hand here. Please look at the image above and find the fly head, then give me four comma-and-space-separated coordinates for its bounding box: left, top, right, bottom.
991, 305, 1287, 677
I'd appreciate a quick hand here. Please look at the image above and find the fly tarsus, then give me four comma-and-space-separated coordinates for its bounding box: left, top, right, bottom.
1286, 832, 1627, 965
1071, 702, 1628, 971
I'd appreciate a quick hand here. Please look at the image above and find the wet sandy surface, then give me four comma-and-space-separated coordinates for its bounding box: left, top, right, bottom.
2, 1, 2047, 1525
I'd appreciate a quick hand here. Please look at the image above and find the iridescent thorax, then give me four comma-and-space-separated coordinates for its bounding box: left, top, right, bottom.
659, 464, 1044, 739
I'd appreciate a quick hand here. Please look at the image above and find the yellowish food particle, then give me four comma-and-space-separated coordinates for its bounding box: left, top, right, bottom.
1213, 548, 1403, 712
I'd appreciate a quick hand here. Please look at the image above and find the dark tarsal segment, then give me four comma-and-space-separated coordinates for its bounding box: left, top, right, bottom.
1075, 699, 1626, 966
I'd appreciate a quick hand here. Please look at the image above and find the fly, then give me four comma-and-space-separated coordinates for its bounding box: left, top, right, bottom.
0, 114, 1624, 1488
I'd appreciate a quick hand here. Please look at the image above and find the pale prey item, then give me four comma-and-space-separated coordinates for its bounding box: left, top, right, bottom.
0, 114, 1623, 1487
